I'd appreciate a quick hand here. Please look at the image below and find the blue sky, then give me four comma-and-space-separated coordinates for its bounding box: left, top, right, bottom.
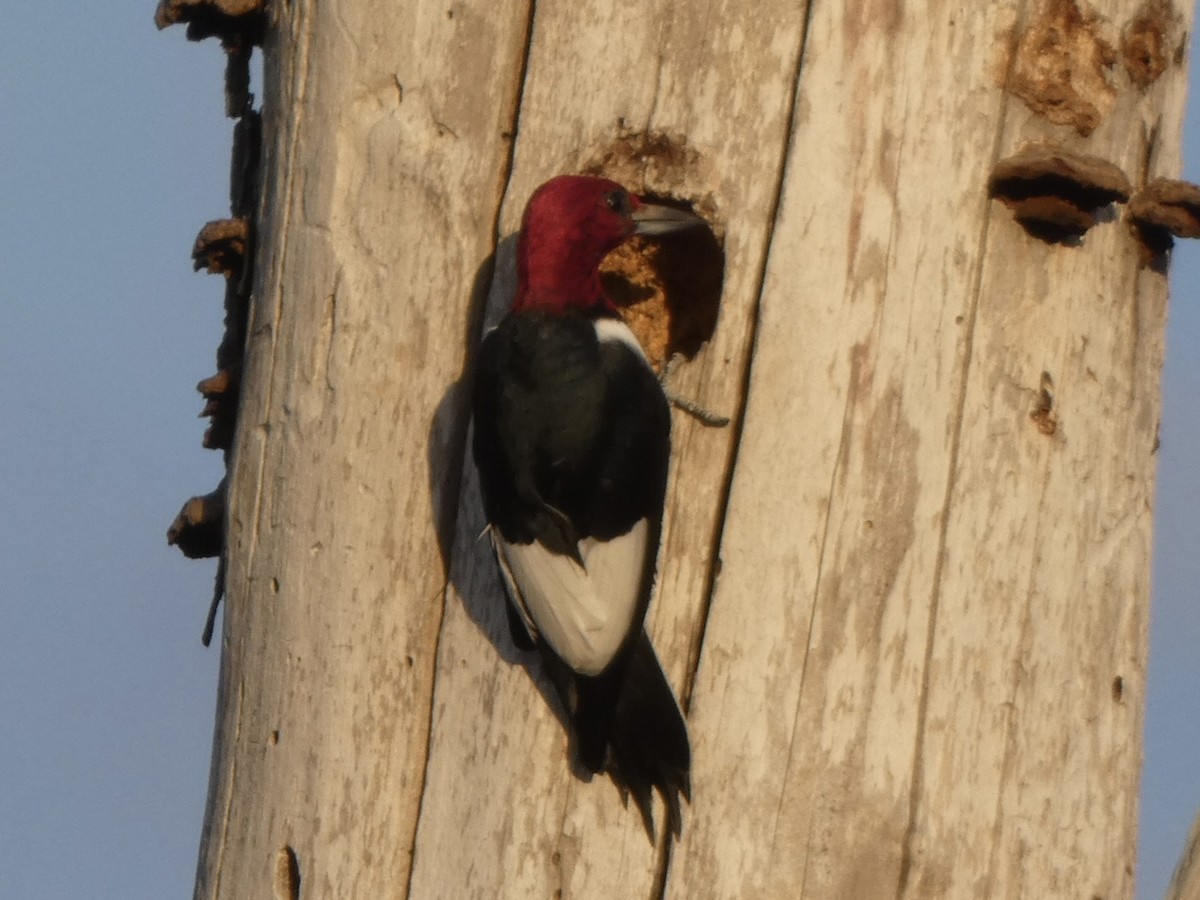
0, 5, 1196, 898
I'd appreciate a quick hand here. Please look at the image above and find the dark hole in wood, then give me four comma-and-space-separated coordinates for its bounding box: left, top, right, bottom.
600, 197, 723, 370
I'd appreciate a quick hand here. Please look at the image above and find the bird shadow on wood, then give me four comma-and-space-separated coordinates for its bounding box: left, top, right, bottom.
427, 234, 571, 730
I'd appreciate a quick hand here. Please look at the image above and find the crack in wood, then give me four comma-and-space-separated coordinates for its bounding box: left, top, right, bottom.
209, 676, 245, 900
665, 3, 819, 894
402, 6, 540, 899
896, 79, 1013, 900
677, 0, 817, 714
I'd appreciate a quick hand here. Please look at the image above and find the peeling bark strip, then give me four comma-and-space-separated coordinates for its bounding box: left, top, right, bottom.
155, 0, 266, 115
159, 7, 262, 646
194, 1, 537, 896
182, 0, 1191, 898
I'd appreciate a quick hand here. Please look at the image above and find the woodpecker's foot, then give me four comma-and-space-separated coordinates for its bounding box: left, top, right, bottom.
660, 354, 729, 428
667, 392, 730, 427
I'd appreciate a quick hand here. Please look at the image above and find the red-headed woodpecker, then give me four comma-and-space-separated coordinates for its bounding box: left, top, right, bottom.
472, 175, 702, 837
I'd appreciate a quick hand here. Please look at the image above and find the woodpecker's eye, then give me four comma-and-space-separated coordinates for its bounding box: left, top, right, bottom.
604, 190, 632, 216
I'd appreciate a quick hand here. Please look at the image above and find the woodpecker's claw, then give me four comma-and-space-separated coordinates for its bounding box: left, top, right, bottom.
668, 392, 731, 427
660, 353, 730, 427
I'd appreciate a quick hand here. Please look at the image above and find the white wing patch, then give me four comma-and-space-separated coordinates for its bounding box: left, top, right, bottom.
491, 533, 538, 643
495, 519, 649, 676
593, 317, 650, 362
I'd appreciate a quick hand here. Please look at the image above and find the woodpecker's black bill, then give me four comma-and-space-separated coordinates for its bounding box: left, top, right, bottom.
632, 202, 705, 236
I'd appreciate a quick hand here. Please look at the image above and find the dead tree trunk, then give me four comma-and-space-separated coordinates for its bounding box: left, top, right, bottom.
183, 0, 1193, 897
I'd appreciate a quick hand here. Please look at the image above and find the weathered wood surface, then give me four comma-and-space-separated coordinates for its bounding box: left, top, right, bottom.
677, 2, 1187, 898
194, 0, 1193, 897
1169, 807, 1200, 900
410, 2, 810, 897
196, 2, 531, 897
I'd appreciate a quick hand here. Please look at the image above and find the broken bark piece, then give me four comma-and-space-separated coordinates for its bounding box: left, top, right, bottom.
158, 1, 263, 650
193, 218, 249, 275
198, 368, 239, 451
1128, 178, 1200, 263
203, 418, 235, 451
1128, 178, 1200, 238
990, 145, 1132, 208
167, 481, 226, 559
206, 281, 250, 462
1030, 371, 1059, 436
154, 0, 266, 44
198, 368, 233, 398
989, 145, 1132, 242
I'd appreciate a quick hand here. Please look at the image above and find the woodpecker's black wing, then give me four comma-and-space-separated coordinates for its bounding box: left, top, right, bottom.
472, 311, 670, 671
472, 310, 690, 835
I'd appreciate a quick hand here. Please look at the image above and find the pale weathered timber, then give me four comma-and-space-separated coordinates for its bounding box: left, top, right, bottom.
193, 2, 531, 897
194, 0, 1193, 898
895, 2, 1185, 895
675, 1, 1188, 899
409, 2, 812, 896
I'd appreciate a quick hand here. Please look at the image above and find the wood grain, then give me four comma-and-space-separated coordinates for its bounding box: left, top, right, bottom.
195, 2, 531, 896
192, 0, 1193, 897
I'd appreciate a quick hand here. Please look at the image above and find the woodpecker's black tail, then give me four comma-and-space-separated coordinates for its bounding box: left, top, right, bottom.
574, 630, 691, 838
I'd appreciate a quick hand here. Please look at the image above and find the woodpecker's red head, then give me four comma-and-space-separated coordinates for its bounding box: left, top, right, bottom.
514, 175, 703, 314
